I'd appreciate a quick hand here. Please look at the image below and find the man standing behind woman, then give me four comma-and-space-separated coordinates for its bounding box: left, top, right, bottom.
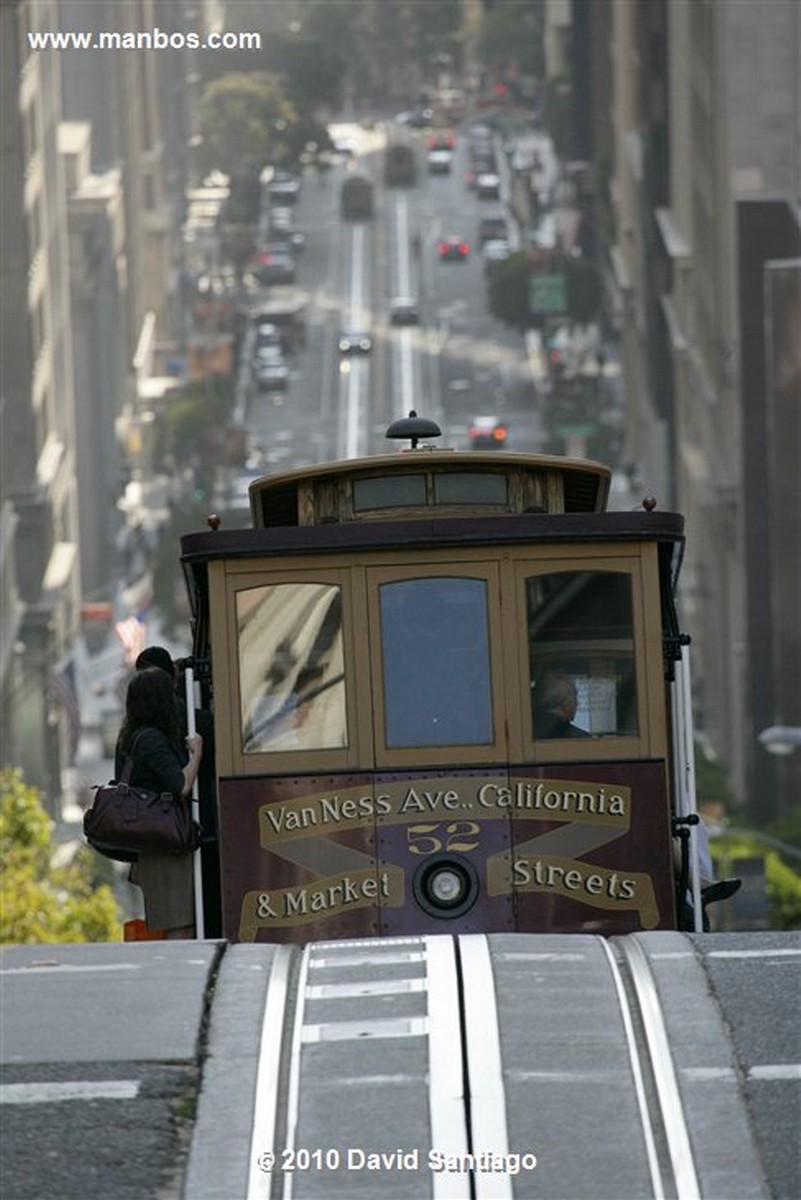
116, 667, 203, 938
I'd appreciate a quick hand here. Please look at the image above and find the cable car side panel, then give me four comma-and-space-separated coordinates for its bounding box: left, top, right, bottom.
217, 762, 674, 943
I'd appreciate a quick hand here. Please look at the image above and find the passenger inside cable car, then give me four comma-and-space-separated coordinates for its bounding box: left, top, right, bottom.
532, 673, 589, 738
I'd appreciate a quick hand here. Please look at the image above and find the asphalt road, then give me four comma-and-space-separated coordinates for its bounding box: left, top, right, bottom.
1, 933, 798, 1200
234, 117, 548, 495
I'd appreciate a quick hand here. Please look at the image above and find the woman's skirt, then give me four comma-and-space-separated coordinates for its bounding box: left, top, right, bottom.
136, 851, 195, 931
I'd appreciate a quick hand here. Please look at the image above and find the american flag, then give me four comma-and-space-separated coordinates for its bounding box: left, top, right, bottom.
48, 659, 81, 748
115, 616, 148, 666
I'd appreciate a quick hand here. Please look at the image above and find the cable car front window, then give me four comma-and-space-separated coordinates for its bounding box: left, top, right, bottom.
526, 570, 637, 738
379, 577, 494, 747
236, 582, 347, 753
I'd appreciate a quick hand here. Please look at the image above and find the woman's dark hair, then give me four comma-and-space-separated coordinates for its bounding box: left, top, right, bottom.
119, 666, 180, 749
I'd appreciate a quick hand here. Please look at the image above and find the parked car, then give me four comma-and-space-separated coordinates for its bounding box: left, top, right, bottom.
252, 344, 284, 370
268, 206, 294, 231
269, 224, 306, 254
253, 353, 290, 390
482, 238, 512, 263
395, 109, 433, 128
267, 171, 300, 203
253, 322, 282, 351
248, 249, 296, 286
478, 215, 509, 245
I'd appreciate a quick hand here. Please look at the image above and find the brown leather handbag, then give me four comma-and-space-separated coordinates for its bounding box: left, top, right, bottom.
84, 737, 200, 860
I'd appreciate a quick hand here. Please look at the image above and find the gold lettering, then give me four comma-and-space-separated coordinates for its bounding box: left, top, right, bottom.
487, 853, 660, 928
400, 788, 426, 813
284, 890, 308, 917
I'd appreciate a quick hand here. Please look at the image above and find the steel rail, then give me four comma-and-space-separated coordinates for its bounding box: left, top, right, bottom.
616, 936, 701, 1199
279, 943, 313, 1200
425, 935, 473, 1198
458, 934, 514, 1200
599, 938, 664, 1198
246, 945, 296, 1200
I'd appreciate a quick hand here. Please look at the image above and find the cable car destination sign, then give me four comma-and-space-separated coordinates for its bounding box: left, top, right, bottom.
221, 764, 672, 941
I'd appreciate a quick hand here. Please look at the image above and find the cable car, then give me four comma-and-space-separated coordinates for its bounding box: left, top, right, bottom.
180, 415, 713, 943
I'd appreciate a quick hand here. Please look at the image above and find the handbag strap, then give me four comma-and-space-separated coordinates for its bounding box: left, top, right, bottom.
119, 729, 145, 784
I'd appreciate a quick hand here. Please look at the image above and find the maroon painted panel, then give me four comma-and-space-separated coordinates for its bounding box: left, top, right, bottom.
505, 762, 676, 933
375, 771, 515, 936
218, 762, 675, 942
218, 774, 376, 943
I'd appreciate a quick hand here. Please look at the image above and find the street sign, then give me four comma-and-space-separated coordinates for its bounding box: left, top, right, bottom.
529, 272, 567, 314
553, 424, 596, 438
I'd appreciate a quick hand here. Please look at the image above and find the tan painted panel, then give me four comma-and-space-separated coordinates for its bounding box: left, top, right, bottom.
209, 542, 671, 778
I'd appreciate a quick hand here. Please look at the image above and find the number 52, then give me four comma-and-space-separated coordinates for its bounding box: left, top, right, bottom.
406, 821, 480, 855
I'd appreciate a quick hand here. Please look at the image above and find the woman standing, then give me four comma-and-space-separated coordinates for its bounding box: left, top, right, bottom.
116, 667, 203, 938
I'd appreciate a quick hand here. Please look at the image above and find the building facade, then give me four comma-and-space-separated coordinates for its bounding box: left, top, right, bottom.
568, 0, 801, 821
1, 0, 82, 804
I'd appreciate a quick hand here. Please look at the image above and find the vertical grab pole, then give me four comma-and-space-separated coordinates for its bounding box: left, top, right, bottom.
674, 648, 703, 931
185, 665, 206, 940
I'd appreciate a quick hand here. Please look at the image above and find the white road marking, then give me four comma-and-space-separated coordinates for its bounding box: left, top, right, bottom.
302, 1016, 427, 1042
344, 224, 367, 458
394, 195, 416, 413
1, 1080, 139, 1104
1, 963, 142, 975
707, 948, 801, 959
749, 1064, 801, 1080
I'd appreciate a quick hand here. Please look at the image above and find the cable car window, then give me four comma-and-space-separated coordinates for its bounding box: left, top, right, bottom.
236, 583, 347, 753
526, 570, 637, 738
379, 577, 494, 747
434, 473, 508, 506
353, 474, 426, 511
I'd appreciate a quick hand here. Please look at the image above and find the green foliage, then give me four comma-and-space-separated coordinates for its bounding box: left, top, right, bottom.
486, 251, 532, 332
711, 831, 801, 930
154, 376, 234, 466
478, 1, 544, 79
149, 377, 236, 632
274, 1, 463, 92
260, 32, 345, 109
151, 501, 206, 635
694, 743, 737, 810
0, 770, 122, 944
766, 809, 801, 852
487, 251, 602, 334
198, 72, 298, 180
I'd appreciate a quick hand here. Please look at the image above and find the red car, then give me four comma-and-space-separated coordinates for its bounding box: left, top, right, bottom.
438, 236, 470, 261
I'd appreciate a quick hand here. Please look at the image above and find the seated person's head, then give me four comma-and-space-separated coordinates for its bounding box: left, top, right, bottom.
540, 673, 578, 721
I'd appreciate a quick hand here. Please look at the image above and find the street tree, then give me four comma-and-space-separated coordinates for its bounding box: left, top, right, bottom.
486, 252, 532, 332
198, 71, 298, 182
477, 0, 545, 84
0, 769, 121, 944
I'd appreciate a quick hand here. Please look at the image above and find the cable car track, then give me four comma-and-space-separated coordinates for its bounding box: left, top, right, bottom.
196, 932, 770, 1200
